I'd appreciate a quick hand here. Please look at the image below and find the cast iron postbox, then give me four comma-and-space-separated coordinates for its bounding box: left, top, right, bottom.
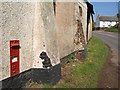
10, 40, 20, 77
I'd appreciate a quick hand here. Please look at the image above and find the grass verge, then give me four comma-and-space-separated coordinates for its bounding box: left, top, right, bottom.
105, 27, 119, 33
25, 37, 109, 88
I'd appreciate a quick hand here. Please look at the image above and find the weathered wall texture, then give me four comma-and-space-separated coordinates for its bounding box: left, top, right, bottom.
56, 2, 75, 58
41, 3, 60, 66
56, 2, 88, 59
74, 2, 87, 50
78, 2, 88, 44
33, 2, 59, 68
0, 2, 35, 80
88, 15, 93, 40
0, 1, 93, 81
0, 2, 2, 81
0, 2, 60, 80
33, 3, 46, 68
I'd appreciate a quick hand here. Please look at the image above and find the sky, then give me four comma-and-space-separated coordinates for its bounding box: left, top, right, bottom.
88, 1, 119, 21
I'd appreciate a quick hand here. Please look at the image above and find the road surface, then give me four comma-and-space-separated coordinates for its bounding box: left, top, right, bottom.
93, 31, 119, 66
93, 31, 119, 88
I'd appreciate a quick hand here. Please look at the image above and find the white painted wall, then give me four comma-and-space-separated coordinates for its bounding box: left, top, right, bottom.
0, 3, 2, 81
96, 16, 118, 28
0, 2, 36, 80
0, 2, 60, 80
32, 3, 46, 68
100, 21, 117, 28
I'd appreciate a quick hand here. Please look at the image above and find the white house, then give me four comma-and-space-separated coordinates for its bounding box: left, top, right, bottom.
96, 15, 118, 29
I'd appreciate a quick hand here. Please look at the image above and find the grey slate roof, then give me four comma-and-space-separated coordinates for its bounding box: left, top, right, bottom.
99, 16, 118, 22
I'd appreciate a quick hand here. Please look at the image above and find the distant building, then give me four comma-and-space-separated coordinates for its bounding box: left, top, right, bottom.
96, 15, 118, 29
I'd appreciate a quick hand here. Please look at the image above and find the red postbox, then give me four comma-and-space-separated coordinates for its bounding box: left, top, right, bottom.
10, 40, 20, 77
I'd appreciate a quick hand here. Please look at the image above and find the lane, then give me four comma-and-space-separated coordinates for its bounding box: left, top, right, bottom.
93, 31, 119, 66
93, 31, 118, 52
94, 31, 119, 88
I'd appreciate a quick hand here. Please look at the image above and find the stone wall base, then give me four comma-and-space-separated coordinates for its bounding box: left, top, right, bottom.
1, 64, 61, 89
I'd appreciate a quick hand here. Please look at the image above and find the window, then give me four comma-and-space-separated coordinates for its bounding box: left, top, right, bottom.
79, 6, 82, 16
53, 0, 56, 15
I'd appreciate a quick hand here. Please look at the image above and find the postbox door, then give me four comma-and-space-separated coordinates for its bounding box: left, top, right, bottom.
10, 40, 20, 77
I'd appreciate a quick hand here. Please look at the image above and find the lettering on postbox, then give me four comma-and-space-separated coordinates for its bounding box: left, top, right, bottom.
10, 40, 20, 77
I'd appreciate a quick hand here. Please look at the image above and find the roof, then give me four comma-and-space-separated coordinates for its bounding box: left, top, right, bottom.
86, 2, 94, 14
99, 16, 118, 22
86, 2, 94, 22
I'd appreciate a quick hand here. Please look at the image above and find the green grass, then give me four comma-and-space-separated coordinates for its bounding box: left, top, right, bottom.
105, 27, 119, 33
70, 37, 109, 88
42, 37, 109, 88
25, 37, 109, 88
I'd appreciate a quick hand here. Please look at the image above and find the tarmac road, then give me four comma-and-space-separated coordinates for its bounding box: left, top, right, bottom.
93, 31, 119, 88
93, 31, 119, 66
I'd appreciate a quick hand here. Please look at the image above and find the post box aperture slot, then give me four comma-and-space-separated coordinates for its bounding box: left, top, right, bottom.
11, 45, 20, 49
